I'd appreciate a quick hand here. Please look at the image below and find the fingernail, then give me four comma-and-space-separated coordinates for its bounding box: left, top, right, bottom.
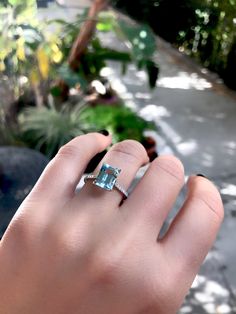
149, 151, 159, 162
197, 174, 207, 178
98, 129, 109, 136
84, 150, 107, 173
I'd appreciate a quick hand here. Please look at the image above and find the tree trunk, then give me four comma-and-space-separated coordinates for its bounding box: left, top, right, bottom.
68, 0, 109, 71
55, 0, 109, 103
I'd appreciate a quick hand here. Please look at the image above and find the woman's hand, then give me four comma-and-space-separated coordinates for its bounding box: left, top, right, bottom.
0, 133, 224, 314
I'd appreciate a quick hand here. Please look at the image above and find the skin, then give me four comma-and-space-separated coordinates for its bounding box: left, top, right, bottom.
0, 133, 224, 314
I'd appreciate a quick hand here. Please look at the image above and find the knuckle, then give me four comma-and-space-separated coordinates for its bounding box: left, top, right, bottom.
194, 191, 224, 222
56, 133, 104, 160
111, 140, 148, 163
189, 177, 224, 222
58, 143, 78, 157
152, 155, 185, 183
57, 143, 83, 160
204, 184, 224, 221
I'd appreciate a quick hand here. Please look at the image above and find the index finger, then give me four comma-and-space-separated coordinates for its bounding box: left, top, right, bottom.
25, 133, 112, 207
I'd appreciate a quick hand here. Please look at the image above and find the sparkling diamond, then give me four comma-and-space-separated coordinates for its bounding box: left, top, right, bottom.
94, 163, 121, 191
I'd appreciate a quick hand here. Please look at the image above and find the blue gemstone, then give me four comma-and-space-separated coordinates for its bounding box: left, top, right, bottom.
94, 163, 121, 191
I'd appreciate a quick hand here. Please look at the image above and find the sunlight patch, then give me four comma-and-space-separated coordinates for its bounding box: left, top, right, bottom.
100, 67, 114, 77
158, 71, 212, 90
135, 92, 151, 100
140, 105, 171, 121
221, 184, 236, 196
176, 140, 198, 155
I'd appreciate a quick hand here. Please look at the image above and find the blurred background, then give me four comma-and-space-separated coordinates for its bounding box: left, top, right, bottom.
0, 0, 236, 312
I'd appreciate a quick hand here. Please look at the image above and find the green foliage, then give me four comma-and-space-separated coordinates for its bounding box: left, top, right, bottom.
16, 103, 154, 157
80, 104, 156, 143
97, 11, 117, 32
18, 105, 89, 157
0, 0, 36, 22
50, 11, 159, 90
118, 23, 156, 60
57, 64, 87, 90
0, 0, 58, 99
113, 0, 236, 89
172, 0, 236, 75
0, 2, 158, 154
116, 21, 159, 87
0, 3, 159, 100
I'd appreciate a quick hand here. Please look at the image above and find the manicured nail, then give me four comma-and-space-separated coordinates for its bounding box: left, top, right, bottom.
84, 150, 107, 173
149, 151, 159, 162
197, 174, 207, 178
98, 129, 109, 136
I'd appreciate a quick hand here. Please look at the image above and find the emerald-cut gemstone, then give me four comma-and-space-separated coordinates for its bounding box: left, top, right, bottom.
94, 163, 121, 191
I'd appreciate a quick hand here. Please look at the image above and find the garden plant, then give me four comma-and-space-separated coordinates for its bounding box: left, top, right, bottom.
0, 0, 158, 161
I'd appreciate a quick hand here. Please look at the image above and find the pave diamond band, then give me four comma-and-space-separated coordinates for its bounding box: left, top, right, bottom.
84, 174, 128, 199
84, 163, 128, 199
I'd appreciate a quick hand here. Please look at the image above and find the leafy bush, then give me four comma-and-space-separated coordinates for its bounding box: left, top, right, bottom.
80, 104, 156, 143
18, 105, 89, 157
0, 0, 63, 104
0, 1, 159, 103
17, 103, 155, 157
1, 1, 159, 156
113, 0, 236, 89
50, 10, 159, 94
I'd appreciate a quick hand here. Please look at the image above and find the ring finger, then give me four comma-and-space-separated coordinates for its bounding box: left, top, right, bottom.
78, 140, 149, 209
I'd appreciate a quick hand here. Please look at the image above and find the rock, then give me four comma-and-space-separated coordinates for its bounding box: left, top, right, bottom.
0, 147, 49, 238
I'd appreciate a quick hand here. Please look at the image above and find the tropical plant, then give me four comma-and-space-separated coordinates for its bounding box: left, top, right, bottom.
17, 103, 91, 157
0, 0, 64, 107
51, 9, 159, 97
17, 102, 155, 157
79, 104, 156, 143
1, 0, 159, 156
0, 1, 159, 102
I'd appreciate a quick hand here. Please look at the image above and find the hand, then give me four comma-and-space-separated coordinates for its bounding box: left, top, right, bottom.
0, 133, 224, 314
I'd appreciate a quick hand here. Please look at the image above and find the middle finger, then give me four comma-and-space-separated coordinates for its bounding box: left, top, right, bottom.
121, 155, 185, 240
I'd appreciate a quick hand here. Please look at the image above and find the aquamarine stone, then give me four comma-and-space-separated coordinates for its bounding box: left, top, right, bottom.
94, 163, 121, 191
